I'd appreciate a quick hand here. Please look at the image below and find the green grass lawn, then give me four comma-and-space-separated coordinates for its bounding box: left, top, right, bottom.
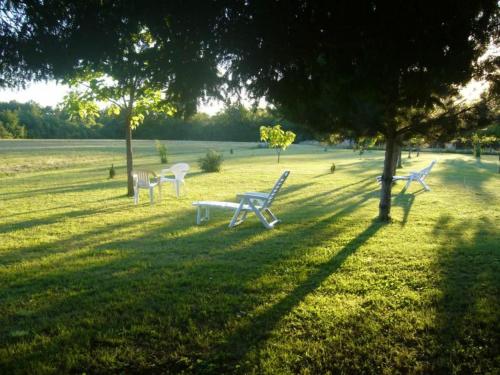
0, 139, 499, 374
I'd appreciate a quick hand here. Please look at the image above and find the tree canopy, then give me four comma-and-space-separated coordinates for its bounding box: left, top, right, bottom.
218, 0, 499, 219
2, 0, 498, 218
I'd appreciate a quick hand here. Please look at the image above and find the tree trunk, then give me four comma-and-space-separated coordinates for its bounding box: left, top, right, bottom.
416, 147, 420, 157
408, 147, 412, 158
125, 115, 134, 196
277, 150, 281, 163
379, 136, 397, 221
396, 145, 403, 169
474, 142, 481, 159
392, 142, 400, 176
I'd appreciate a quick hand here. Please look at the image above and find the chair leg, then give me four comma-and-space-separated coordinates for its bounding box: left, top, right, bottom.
252, 207, 273, 229
229, 200, 245, 228
419, 178, 431, 191
196, 207, 202, 224
404, 178, 413, 191
175, 180, 180, 198
265, 208, 279, 224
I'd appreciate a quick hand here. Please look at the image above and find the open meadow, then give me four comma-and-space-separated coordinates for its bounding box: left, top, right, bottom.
0, 139, 499, 374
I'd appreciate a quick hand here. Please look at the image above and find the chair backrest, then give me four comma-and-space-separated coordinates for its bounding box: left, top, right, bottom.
169, 163, 190, 180
418, 160, 436, 178
263, 171, 290, 208
133, 170, 153, 188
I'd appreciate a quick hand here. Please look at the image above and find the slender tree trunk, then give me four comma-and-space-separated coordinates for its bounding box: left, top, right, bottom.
379, 135, 397, 221
125, 114, 134, 196
396, 145, 403, 169
277, 150, 281, 163
408, 147, 412, 158
416, 147, 420, 157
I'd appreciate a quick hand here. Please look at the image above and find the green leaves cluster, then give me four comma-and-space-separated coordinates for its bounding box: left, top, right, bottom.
260, 124, 296, 163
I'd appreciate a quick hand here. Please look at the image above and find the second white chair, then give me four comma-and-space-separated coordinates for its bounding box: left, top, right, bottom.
133, 170, 161, 205
160, 163, 190, 197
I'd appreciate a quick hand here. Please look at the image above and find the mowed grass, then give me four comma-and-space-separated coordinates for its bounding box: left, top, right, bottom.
0, 139, 499, 374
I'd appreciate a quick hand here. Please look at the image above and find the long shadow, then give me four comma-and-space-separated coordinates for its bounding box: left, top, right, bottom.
428, 215, 500, 373
0, 167, 385, 373
4, 195, 125, 219
392, 190, 424, 226
0, 199, 129, 236
198, 219, 382, 373
436, 158, 498, 199
0, 179, 125, 200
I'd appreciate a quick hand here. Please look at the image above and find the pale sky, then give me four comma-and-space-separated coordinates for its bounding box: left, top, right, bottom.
0, 71, 493, 114
0, 81, 226, 116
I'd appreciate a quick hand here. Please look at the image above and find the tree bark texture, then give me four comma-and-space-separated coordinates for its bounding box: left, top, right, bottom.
397, 146, 403, 169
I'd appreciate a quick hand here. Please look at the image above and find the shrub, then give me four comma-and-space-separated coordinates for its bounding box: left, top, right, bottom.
155, 140, 168, 164
109, 164, 116, 179
330, 162, 336, 174
199, 149, 223, 172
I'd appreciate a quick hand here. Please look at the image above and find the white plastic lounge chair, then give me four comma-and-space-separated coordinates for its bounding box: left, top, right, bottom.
160, 163, 190, 197
376, 160, 436, 191
132, 170, 161, 205
193, 171, 290, 229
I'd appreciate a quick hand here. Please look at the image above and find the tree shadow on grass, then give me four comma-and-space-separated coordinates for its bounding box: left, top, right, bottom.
428, 215, 500, 373
0, 178, 125, 200
436, 158, 498, 199
198, 219, 383, 373
392, 189, 425, 226
0, 181, 381, 373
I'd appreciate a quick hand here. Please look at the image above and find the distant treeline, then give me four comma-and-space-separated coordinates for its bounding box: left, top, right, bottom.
0, 101, 313, 141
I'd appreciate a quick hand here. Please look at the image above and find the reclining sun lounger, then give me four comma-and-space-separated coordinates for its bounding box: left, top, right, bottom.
193, 171, 290, 229
376, 160, 436, 191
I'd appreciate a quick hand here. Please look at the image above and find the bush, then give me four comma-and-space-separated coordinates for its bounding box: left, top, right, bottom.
330, 162, 336, 173
155, 140, 168, 164
109, 164, 116, 179
199, 149, 223, 172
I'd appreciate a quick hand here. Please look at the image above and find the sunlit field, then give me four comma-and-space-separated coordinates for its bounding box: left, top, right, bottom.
0, 139, 498, 374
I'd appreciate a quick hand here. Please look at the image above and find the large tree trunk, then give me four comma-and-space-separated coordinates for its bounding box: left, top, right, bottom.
125, 115, 134, 196
379, 136, 397, 221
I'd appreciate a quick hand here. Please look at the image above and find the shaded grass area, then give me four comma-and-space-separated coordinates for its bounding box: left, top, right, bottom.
0, 140, 499, 374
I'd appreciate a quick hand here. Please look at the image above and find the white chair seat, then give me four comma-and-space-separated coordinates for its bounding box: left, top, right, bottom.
193, 201, 261, 210
133, 171, 161, 205
160, 163, 189, 197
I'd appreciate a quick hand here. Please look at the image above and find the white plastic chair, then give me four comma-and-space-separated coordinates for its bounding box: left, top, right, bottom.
376, 160, 437, 191
160, 163, 190, 197
193, 171, 290, 229
132, 170, 161, 205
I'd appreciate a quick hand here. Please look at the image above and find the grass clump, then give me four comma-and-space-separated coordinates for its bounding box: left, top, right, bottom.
198, 149, 223, 172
